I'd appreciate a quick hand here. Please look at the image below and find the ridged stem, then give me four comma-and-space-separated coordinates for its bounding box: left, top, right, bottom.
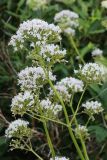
48, 79, 85, 160
22, 140, 43, 160
42, 120, 55, 158
70, 85, 87, 124
68, 36, 85, 64
69, 96, 89, 160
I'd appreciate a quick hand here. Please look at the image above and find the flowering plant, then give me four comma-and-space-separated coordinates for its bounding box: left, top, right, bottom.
4, 15, 106, 160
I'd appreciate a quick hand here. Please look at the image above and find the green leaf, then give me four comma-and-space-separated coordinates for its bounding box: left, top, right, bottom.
88, 20, 105, 34
6, 10, 20, 18
80, 42, 94, 57
89, 125, 107, 142
2, 20, 17, 31
17, 0, 25, 9
98, 82, 107, 110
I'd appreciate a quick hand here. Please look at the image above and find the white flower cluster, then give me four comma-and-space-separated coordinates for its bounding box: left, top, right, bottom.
49, 77, 83, 102
75, 63, 105, 83
9, 19, 66, 67
9, 19, 61, 51
82, 101, 103, 115
54, 10, 79, 22
54, 10, 79, 36
49, 83, 71, 102
39, 44, 66, 63
75, 125, 89, 140
50, 157, 69, 160
64, 28, 75, 36
92, 48, 103, 57
5, 119, 29, 138
18, 66, 56, 91
58, 77, 84, 93
40, 98, 62, 117
101, 1, 107, 8
26, 0, 48, 10
11, 91, 34, 116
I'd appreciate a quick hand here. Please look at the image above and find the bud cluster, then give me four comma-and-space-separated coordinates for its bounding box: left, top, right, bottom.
75, 125, 89, 140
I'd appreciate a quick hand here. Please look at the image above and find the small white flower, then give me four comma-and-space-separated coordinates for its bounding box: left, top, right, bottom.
11, 91, 35, 116
75, 125, 89, 140
18, 66, 56, 91
5, 119, 29, 138
92, 48, 103, 57
76, 63, 105, 83
50, 157, 69, 160
82, 101, 103, 115
101, 1, 107, 8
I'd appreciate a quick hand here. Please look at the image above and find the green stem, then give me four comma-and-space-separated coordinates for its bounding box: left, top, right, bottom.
69, 94, 75, 114
30, 149, 43, 160
39, 107, 55, 158
23, 140, 43, 160
86, 117, 91, 126
27, 111, 55, 157
70, 85, 87, 124
34, 113, 67, 127
43, 120, 55, 158
80, 140, 89, 160
26, 112, 43, 122
48, 79, 85, 160
68, 36, 85, 64
69, 100, 89, 160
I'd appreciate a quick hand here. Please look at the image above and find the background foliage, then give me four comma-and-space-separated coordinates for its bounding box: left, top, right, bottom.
0, 0, 107, 159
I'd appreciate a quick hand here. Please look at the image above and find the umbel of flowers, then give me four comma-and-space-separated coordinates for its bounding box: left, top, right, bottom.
5, 119, 31, 138
40, 98, 62, 118
26, 0, 48, 11
6, 18, 105, 160
49, 77, 84, 103
9, 19, 66, 68
82, 101, 103, 120
9, 19, 61, 51
91, 48, 103, 57
18, 66, 56, 91
75, 125, 89, 140
75, 63, 105, 84
54, 10, 79, 36
11, 91, 35, 116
